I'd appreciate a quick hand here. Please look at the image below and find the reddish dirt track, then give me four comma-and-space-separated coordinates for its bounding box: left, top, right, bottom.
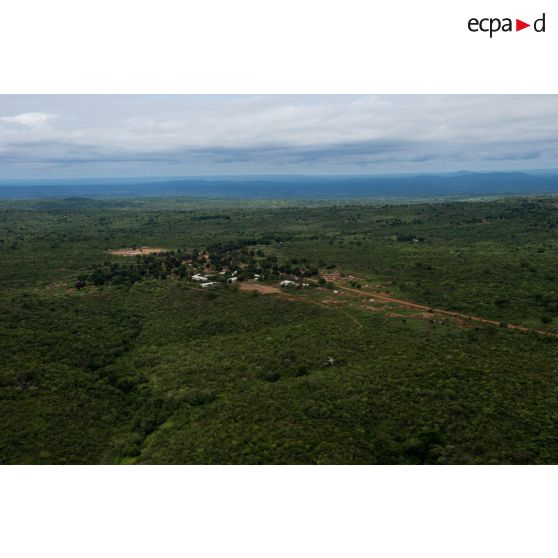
334, 283, 558, 338
235, 277, 557, 338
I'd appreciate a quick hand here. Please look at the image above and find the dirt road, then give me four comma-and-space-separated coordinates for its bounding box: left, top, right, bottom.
334, 283, 558, 338
238, 277, 556, 338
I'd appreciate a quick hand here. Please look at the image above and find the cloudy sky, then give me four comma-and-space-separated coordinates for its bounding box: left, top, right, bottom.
0, 95, 557, 179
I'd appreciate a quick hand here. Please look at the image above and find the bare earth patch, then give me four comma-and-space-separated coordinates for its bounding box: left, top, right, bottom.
238, 282, 282, 295
109, 247, 168, 257
322, 272, 341, 282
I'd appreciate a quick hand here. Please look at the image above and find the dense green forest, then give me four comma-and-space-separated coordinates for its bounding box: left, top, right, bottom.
2, 196, 558, 464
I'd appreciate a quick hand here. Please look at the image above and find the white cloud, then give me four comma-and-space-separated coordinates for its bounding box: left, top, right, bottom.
0, 112, 55, 127
1, 95, 558, 177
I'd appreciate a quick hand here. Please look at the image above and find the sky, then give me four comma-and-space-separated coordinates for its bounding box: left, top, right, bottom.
1, 95, 558, 179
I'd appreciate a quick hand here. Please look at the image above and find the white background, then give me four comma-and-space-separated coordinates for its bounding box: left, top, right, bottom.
2, 466, 557, 558
0, 0, 555, 92
1, 1, 557, 557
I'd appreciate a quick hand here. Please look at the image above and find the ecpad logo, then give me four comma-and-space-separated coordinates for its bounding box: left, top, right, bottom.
468, 13, 546, 37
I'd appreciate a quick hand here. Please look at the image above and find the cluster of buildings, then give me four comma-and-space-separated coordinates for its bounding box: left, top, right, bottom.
191, 270, 241, 288
280, 279, 310, 289
190, 267, 314, 291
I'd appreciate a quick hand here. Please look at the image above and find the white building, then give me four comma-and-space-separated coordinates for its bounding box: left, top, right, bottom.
191, 274, 208, 282
201, 281, 220, 288
281, 280, 297, 287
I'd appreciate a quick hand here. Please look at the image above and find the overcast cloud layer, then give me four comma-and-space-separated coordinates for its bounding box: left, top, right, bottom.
0, 95, 557, 178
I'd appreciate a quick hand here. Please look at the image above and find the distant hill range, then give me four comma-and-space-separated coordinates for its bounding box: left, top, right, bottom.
1, 171, 558, 199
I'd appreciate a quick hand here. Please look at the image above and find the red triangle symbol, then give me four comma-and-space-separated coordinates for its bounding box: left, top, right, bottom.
516, 19, 530, 31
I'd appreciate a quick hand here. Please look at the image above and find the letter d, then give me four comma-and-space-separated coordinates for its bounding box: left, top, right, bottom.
534, 13, 546, 32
